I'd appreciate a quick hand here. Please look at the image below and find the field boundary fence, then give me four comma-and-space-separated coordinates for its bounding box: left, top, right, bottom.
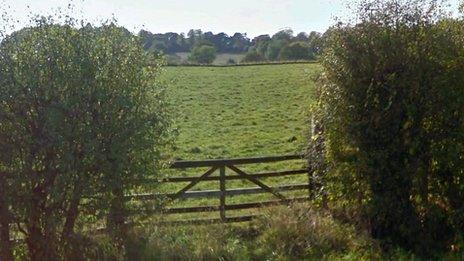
127, 154, 311, 225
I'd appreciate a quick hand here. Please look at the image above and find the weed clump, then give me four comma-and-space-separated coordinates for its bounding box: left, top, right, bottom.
251, 204, 379, 260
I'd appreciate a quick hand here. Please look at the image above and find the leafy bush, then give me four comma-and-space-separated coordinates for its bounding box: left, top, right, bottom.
265, 39, 287, 60
241, 49, 266, 63
0, 17, 171, 259
310, 0, 464, 255
188, 44, 217, 64
227, 58, 236, 65
278, 41, 314, 61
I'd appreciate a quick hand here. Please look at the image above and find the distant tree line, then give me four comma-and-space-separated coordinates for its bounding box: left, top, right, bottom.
138, 28, 326, 63
138, 29, 251, 54
243, 29, 324, 62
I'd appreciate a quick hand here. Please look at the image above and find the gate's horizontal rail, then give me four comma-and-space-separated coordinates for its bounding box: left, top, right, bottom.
126, 183, 309, 200
131, 197, 310, 215
170, 154, 304, 168
122, 154, 311, 226
140, 169, 308, 183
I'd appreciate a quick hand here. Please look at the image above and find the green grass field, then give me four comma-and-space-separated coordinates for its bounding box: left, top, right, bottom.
163, 63, 321, 161
137, 62, 376, 260
148, 63, 322, 219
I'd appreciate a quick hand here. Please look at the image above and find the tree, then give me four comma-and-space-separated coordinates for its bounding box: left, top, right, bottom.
0, 17, 171, 259
188, 45, 217, 64
265, 39, 287, 60
263, 29, 293, 60
187, 29, 202, 47
138, 29, 154, 49
242, 49, 265, 63
230, 32, 250, 53
295, 32, 309, 41
278, 41, 314, 60
272, 29, 293, 41
307, 31, 323, 56
252, 34, 271, 58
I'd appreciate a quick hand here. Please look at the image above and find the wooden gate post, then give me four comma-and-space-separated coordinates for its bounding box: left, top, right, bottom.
219, 165, 226, 221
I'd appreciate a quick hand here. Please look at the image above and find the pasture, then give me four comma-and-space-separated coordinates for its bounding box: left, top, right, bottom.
163, 63, 321, 161
147, 63, 321, 223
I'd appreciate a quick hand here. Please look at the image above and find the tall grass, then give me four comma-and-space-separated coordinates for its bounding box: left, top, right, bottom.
85, 203, 387, 260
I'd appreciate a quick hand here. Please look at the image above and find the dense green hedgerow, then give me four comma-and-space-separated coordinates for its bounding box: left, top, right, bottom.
0, 16, 172, 259
310, 0, 464, 256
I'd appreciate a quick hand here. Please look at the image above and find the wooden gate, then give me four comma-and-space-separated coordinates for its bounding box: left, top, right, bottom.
127, 154, 310, 225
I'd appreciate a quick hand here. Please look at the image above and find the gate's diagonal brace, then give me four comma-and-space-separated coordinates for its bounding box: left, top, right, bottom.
226, 165, 286, 200
171, 166, 218, 200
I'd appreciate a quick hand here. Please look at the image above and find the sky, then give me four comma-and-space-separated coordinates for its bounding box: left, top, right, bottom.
0, 0, 462, 37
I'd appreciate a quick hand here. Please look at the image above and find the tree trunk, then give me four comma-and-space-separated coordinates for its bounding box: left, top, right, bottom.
26, 209, 45, 260
26, 210, 59, 261
62, 179, 84, 258
0, 220, 13, 261
62, 175, 85, 239
26, 184, 58, 261
107, 185, 127, 250
0, 173, 13, 261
